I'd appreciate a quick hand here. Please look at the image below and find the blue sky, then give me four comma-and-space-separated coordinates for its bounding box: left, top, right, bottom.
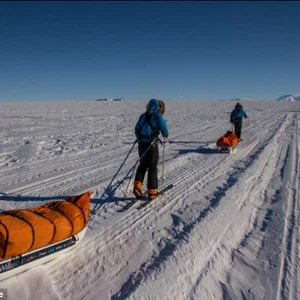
1, 1, 300, 101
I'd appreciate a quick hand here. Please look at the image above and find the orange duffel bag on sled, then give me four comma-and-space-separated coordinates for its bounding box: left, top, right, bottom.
216, 131, 238, 148
0, 191, 91, 260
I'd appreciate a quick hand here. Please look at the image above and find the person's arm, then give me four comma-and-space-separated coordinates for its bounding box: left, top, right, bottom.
242, 109, 248, 118
158, 114, 169, 137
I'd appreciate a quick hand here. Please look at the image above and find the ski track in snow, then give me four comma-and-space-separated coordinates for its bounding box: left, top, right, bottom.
0, 101, 299, 300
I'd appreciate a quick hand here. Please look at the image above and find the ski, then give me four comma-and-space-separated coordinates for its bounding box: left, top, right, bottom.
137, 184, 174, 209
120, 184, 174, 212
120, 198, 141, 211
218, 146, 235, 154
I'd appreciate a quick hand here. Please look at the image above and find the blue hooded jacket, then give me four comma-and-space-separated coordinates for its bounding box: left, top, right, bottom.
230, 104, 248, 123
135, 99, 169, 143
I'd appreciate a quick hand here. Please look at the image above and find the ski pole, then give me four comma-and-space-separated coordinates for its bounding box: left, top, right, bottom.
104, 140, 156, 200
161, 139, 166, 188
91, 140, 137, 214
91, 139, 156, 214
122, 162, 137, 200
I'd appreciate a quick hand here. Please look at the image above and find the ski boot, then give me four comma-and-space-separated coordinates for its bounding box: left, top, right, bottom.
148, 189, 158, 201
133, 181, 143, 200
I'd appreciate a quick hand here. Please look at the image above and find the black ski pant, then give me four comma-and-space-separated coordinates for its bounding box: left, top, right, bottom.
233, 121, 243, 139
134, 142, 159, 190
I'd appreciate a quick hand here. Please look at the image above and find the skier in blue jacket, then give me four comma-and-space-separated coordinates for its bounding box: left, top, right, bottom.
133, 99, 169, 200
230, 103, 248, 141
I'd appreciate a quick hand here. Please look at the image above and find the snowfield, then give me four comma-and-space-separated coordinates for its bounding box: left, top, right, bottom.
0, 100, 299, 300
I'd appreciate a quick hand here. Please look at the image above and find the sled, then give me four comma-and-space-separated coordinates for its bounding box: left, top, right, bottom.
217, 146, 235, 154
0, 191, 91, 281
216, 131, 238, 154
0, 227, 87, 281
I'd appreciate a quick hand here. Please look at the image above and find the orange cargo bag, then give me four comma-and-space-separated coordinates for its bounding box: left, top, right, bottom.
0, 191, 91, 260
216, 131, 238, 147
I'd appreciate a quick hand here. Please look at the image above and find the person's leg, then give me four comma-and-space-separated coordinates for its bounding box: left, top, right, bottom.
134, 143, 150, 198
234, 122, 242, 139
147, 145, 159, 199
237, 121, 242, 140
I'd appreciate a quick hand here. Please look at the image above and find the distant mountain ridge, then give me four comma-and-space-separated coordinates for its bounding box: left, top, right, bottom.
276, 94, 300, 102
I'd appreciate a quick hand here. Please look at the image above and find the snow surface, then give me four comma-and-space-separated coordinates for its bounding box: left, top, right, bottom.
0, 100, 299, 300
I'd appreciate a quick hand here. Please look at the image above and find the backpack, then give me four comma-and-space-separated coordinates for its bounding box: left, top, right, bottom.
138, 113, 159, 141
